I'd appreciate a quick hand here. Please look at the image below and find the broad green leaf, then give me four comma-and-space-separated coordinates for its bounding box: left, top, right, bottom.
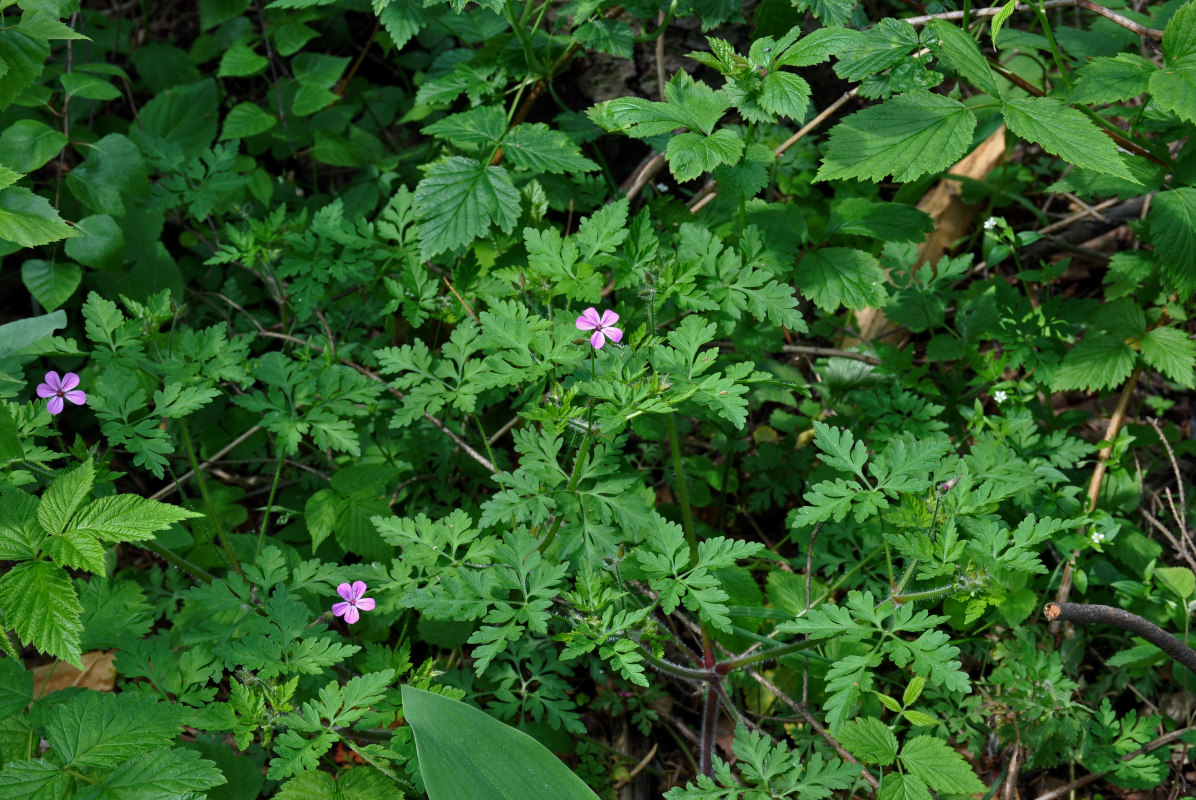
1162, 0, 1196, 63
422, 106, 506, 150
1052, 332, 1136, 392
876, 772, 930, 800
0, 310, 65, 357
78, 578, 154, 650
220, 102, 278, 140
1156, 566, 1196, 600
1071, 53, 1155, 104
60, 72, 121, 101
825, 198, 933, 242
0, 658, 32, 717
792, 0, 856, 27
136, 79, 219, 157
402, 685, 600, 800
817, 90, 975, 183
1148, 188, 1196, 295
504, 124, 598, 174
667, 129, 744, 182
44, 529, 106, 574
0, 759, 67, 800
796, 247, 887, 311
0, 165, 19, 192
1141, 326, 1196, 387
0, 187, 79, 247
776, 27, 863, 68
756, 71, 812, 121
0, 29, 50, 111
1001, 97, 1135, 180
573, 19, 633, 59
899, 735, 986, 793
218, 41, 268, 77
1149, 56, 1196, 125
376, 0, 430, 49
38, 459, 96, 537
0, 119, 67, 172
17, 13, 89, 40
0, 404, 22, 462
98, 747, 226, 797
833, 19, 919, 82
21, 259, 82, 311
63, 214, 124, 271
276, 767, 405, 800
66, 133, 148, 217
292, 51, 349, 87
926, 19, 1000, 96
0, 561, 83, 667
66, 494, 204, 543
414, 156, 521, 258
45, 691, 179, 770
595, 72, 729, 137
837, 717, 898, 765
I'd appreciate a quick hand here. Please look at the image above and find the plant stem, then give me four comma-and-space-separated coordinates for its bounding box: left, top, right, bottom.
139, 538, 214, 584
179, 420, 243, 577
1044, 602, 1196, 675
716, 636, 821, 672
666, 412, 699, 567
537, 428, 594, 553
255, 448, 286, 559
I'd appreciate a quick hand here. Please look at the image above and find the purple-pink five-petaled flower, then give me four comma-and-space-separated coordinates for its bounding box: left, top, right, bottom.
332, 581, 375, 624
576, 307, 623, 349
36, 371, 86, 415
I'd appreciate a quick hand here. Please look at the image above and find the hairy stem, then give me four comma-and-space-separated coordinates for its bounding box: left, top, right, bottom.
179, 420, 243, 578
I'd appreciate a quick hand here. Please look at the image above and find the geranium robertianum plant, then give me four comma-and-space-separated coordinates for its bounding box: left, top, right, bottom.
1, 0, 1195, 797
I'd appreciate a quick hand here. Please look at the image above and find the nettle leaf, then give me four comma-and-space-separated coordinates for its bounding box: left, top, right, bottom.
838, 717, 899, 766
1141, 326, 1196, 387
1071, 53, 1156, 104
276, 767, 404, 800
899, 735, 986, 794
793, 0, 857, 27
0, 485, 44, 561
817, 90, 975, 183
0, 562, 83, 666
1001, 97, 1135, 180
666, 129, 744, 183
67, 494, 204, 542
825, 198, 934, 243
926, 19, 1000, 96
1052, 333, 1137, 392
796, 248, 888, 311
834, 19, 919, 82
422, 106, 506, 150
504, 124, 598, 174
0, 187, 79, 248
594, 72, 729, 137
414, 156, 521, 258
1151, 1, 1196, 123
1148, 188, 1196, 296
96, 747, 226, 798
38, 458, 95, 537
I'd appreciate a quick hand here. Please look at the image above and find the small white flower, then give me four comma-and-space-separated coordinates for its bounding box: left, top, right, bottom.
655, 182, 669, 192
993, 390, 1007, 404
983, 217, 999, 231
1090, 531, 1106, 544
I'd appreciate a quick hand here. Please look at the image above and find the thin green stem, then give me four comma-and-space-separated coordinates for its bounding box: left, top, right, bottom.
717, 636, 821, 672
636, 642, 716, 681
139, 538, 214, 584
892, 582, 961, 605
1032, 0, 1071, 89
472, 414, 498, 475
255, 448, 286, 559
537, 428, 594, 553
179, 420, 243, 578
666, 412, 699, 567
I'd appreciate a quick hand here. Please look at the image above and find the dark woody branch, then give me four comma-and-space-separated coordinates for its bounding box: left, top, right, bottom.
1044, 602, 1196, 675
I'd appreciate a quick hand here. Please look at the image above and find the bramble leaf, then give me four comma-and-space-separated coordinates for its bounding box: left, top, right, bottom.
414, 156, 521, 258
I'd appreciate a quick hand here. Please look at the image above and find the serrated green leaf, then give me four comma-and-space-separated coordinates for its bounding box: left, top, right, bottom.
838, 717, 898, 765
1148, 57, 1196, 125
1002, 96, 1135, 180
796, 247, 888, 311
1141, 326, 1196, 387
1052, 332, 1137, 392
220, 102, 278, 140
218, 41, 268, 77
817, 90, 975, 183
899, 735, 986, 793
504, 123, 598, 174
414, 156, 521, 258
826, 198, 934, 242
0, 759, 67, 800
66, 494, 204, 543
0, 29, 50, 112
0, 561, 82, 667
0, 187, 79, 248
276, 766, 405, 800
574, 18, 633, 59
38, 459, 96, 537
44, 529, 106, 574
64, 214, 123, 272
17, 13, 89, 40
1148, 188, 1196, 296
666, 129, 744, 182
1071, 53, 1155, 104
61, 71, 121, 101
1163, 0, 1196, 63
78, 578, 154, 650
903, 674, 926, 706
776, 27, 863, 68
876, 772, 930, 800
422, 106, 506, 150
926, 19, 999, 96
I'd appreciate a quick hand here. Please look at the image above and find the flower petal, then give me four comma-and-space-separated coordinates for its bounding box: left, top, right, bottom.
355, 597, 375, 612
336, 582, 354, 601
349, 580, 368, 600
36, 383, 56, 398
64, 391, 86, 406
599, 310, 620, 327
47, 396, 64, 415
605, 326, 623, 344
590, 330, 607, 349
332, 601, 351, 617
576, 307, 601, 330
342, 605, 361, 624
59, 373, 80, 391
43, 371, 62, 391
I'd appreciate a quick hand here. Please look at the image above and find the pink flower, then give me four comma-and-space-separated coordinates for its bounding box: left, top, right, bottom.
36, 371, 86, 415
576, 307, 623, 349
332, 581, 375, 624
